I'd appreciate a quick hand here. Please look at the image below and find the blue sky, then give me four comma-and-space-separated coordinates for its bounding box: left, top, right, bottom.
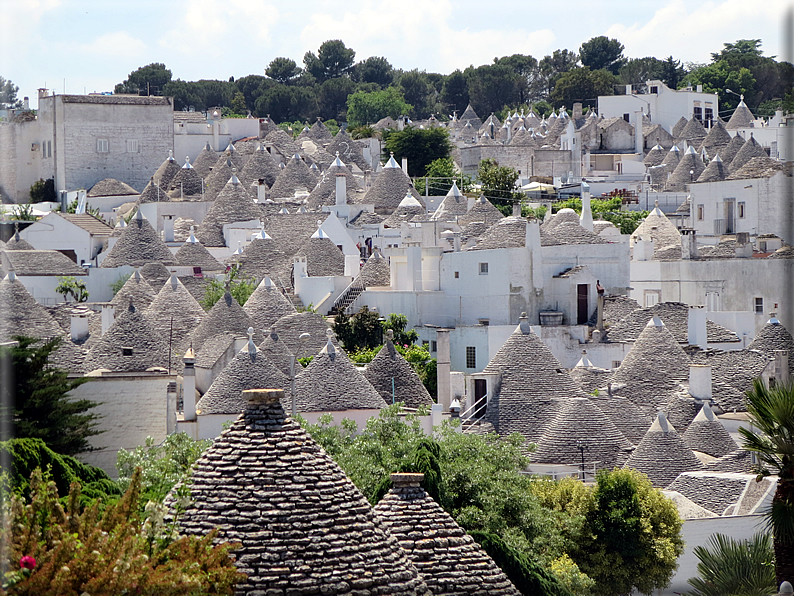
3, 0, 790, 108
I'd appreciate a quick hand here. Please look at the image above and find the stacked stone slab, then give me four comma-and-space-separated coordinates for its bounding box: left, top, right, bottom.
172, 388, 431, 596
257, 329, 295, 376
143, 274, 206, 356
110, 269, 156, 311
374, 473, 521, 596
682, 402, 738, 457
364, 332, 434, 408
243, 276, 297, 331
365, 155, 425, 215
269, 154, 318, 199
196, 174, 261, 247
100, 211, 177, 268
190, 142, 218, 179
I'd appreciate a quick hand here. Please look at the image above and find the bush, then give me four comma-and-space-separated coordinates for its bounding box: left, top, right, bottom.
28, 178, 56, 203
54, 276, 89, 302
201, 266, 256, 310
110, 273, 132, 296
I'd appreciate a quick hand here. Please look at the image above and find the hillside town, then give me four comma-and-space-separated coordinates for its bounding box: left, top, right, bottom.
0, 34, 793, 596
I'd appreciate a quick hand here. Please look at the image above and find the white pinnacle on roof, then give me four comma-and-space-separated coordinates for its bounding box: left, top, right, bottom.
186, 226, 198, 243
5, 271, 16, 282
225, 141, 236, 153
384, 153, 400, 168
446, 180, 462, 198
575, 350, 594, 368
684, 145, 697, 156
398, 191, 423, 208
246, 326, 256, 356
167, 149, 174, 161
252, 226, 271, 240
668, 145, 680, 155
648, 315, 665, 331
311, 227, 330, 239
332, 153, 345, 168
234, 241, 243, 255
769, 312, 781, 325
279, 207, 289, 214
650, 410, 673, 433
228, 169, 240, 185
182, 156, 193, 169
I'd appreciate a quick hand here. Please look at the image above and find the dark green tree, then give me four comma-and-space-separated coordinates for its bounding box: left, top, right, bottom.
332, 306, 384, 351
381, 313, 418, 346
255, 84, 316, 123
0, 336, 99, 456
550, 66, 616, 108
440, 69, 470, 114
304, 40, 356, 82
266, 57, 301, 84
534, 50, 580, 100
230, 91, 247, 115
353, 56, 394, 87
398, 70, 435, 118
478, 158, 522, 214
467, 63, 521, 116
383, 126, 452, 177
579, 36, 626, 75
115, 63, 172, 95
235, 75, 274, 115
346, 87, 412, 127
414, 157, 473, 195
0, 76, 21, 109
317, 77, 356, 121
29, 178, 56, 203
496, 54, 540, 105
661, 56, 686, 89
163, 79, 235, 112
618, 57, 667, 85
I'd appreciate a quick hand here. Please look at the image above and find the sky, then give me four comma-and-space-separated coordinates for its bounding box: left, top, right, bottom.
2, 0, 791, 109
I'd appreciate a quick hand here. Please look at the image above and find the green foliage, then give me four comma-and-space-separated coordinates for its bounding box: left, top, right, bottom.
303, 40, 356, 82
397, 70, 435, 118
382, 127, 452, 177
348, 346, 382, 364
54, 276, 88, 303
348, 124, 375, 140
297, 355, 313, 368
523, 205, 547, 220
535, 50, 580, 101
551, 198, 647, 234
200, 266, 256, 310
440, 69, 470, 113
467, 63, 522, 116
686, 533, 775, 596
600, 211, 648, 235
0, 76, 21, 108
0, 468, 244, 594
550, 67, 616, 109
332, 306, 384, 351
28, 178, 56, 203
265, 57, 301, 84
0, 336, 99, 456
471, 531, 575, 596
346, 87, 412, 127
317, 77, 356, 121
115, 62, 172, 95
579, 37, 626, 75
0, 438, 121, 506
353, 56, 394, 87
478, 158, 523, 215
10, 202, 35, 221
65, 197, 101, 218
110, 273, 132, 296
116, 433, 212, 507
382, 313, 418, 346
229, 91, 248, 115
617, 57, 668, 85
254, 84, 315, 123
683, 62, 756, 111
414, 157, 473, 195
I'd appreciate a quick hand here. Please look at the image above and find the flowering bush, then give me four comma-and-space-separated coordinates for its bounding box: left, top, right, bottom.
0, 468, 244, 595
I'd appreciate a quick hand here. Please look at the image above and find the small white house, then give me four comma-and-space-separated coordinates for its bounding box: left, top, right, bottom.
20, 212, 113, 265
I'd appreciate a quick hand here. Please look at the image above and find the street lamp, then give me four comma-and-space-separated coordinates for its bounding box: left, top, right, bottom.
575, 440, 586, 482
725, 88, 744, 102
290, 332, 311, 417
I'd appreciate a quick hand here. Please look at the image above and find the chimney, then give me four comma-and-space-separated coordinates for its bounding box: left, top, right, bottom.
689, 364, 712, 402
401, 157, 408, 175
625, 84, 632, 95
163, 215, 175, 242
436, 329, 451, 412
182, 346, 197, 421
634, 110, 643, 155
101, 305, 115, 335
580, 180, 593, 232
391, 472, 424, 488
687, 305, 707, 348
255, 179, 267, 202
166, 381, 177, 434
467, 195, 475, 212
70, 312, 89, 342
453, 232, 461, 252
23, 97, 29, 111
335, 172, 346, 206
512, 202, 521, 217
573, 102, 583, 120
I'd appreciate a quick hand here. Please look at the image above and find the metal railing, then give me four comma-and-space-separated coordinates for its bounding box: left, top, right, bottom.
330, 277, 365, 315
460, 393, 488, 426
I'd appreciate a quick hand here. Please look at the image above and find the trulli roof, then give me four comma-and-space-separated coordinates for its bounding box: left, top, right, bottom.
99, 212, 177, 268
143, 274, 205, 356
88, 178, 138, 198
190, 142, 218, 179
270, 311, 332, 356
364, 156, 424, 214
195, 175, 261, 247
110, 269, 156, 311
726, 100, 755, 130
363, 337, 433, 408
681, 402, 738, 457
239, 143, 280, 189
728, 135, 767, 173
243, 277, 297, 331
268, 154, 319, 199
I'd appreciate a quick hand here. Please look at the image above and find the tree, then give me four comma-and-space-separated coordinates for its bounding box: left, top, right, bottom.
265, 57, 301, 84
661, 56, 686, 90
55, 276, 89, 303
496, 54, 540, 105
383, 126, 452, 178
115, 63, 172, 95
550, 66, 616, 109
740, 378, 794, 586
467, 63, 521, 116
382, 313, 418, 346
397, 70, 435, 118
579, 37, 626, 75
254, 84, 316, 123
618, 57, 667, 85
332, 306, 384, 352
28, 178, 56, 203
200, 266, 256, 310
478, 158, 522, 215
0, 468, 244, 594
229, 91, 247, 115
303, 40, 355, 82
686, 533, 776, 596
414, 157, 473, 195
346, 87, 412, 127
440, 69, 470, 114
235, 75, 274, 116
534, 50, 580, 100
353, 56, 394, 87
0, 336, 98, 456
317, 77, 356, 121
0, 76, 21, 109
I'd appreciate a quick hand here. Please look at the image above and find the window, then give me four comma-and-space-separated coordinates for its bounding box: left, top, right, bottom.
431, 340, 437, 352
96, 139, 109, 153
644, 290, 660, 307
478, 319, 489, 326
41, 140, 52, 158
612, 361, 622, 369
466, 346, 476, 369
126, 139, 139, 153
650, 86, 658, 94
454, 271, 459, 279
697, 205, 704, 220
121, 347, 133, 356
738, 202, 745, 218
755, 297, 764, 314
693, 106, 703, 122
705, 107, 713, 123
478, 263, 488, 275
623, 113, 630, 122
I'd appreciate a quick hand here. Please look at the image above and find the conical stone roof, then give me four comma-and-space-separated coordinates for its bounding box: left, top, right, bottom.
624, 412, 703, 488
172, 388, 431, 596
202, 158, 235, 202
138, 179, 170, 204
167, 158, 204, 199
533, 397, 633, 469
189, 290, 263, 355
590, 394, 653, 444
676, 117, 707, 145
143, 274, 206, 356
152, 152, 180, 189
83, 302, 179, 373
139, 261, 172, 290
661, 394, 700, 432
365, 156, 425, 214
747, 316, 794, 376
665, 146, 705, 191
354, 251, 391, 287
174, 231, 224, 271
195, 174, 261, 247
729, 134, 766, 173
682, 402, 738, 457
719, 133, 746, 166
431, 182, 468, 221
660, 145, 681, 172
483, 315, 589, 443
610, 316, 691, 411
698, 120, 731, 158
268, 154, 318, 199
239, 143, 279, 189
726, 100, 755, 130
243, 277, 297, 331
257, 328, 294, 376
457, 196, 504, 227
0, 273, 64, 341
383, 193, 425, 227
305, 156, 360, 209
99, 212, 177, 268
294, 335, 386, 411
4, 230, 34, 250
671, 117, 688, 138
308, 118, 334, 143
644, 144, 666, 167
326, 130, 370, 172
271, 311, 332, 355
231, 237, 291, 284
374, 473, 521, 596
696, 154, 728, 183
363, 334, 433, 408
110, 269, 156, 311
459, 104, 482, 129
195, 339, 289, 415
190, 142, 218, 180
264, 128, 301, 159
629, 203, 681, 256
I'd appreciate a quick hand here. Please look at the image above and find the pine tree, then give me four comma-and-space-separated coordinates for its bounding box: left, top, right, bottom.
0, 336, 100, 456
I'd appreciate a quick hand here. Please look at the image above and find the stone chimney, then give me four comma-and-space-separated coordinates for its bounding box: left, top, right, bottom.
401, 157, 408, 175
255, 179, 267, 202
774, 350, 790, 385
436, 329, 451, 412
689, 364, 712, 402
391, 472, 424, 488
70, 312, 89, 342
101, 305, 115, 335
182, 346, 197, 421
573, 102, 583, 120
335, 172, 346, 206
453, 232, 461, 252
23, 97, 29, 111
580, 180, 593, 232
634, 110, 643, 155
687, 305, 707, 348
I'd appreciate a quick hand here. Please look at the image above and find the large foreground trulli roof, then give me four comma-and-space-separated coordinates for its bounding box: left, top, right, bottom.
172, 388, 432, 596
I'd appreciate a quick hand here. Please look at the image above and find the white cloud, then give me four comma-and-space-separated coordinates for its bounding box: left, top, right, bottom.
78, 31, 148, 59
0, 0, 61, 54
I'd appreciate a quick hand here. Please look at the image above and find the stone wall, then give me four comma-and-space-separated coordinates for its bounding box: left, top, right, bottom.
459, 146, 573, 178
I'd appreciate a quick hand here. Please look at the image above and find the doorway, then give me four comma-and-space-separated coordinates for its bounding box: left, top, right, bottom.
577, 284, 589, 324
